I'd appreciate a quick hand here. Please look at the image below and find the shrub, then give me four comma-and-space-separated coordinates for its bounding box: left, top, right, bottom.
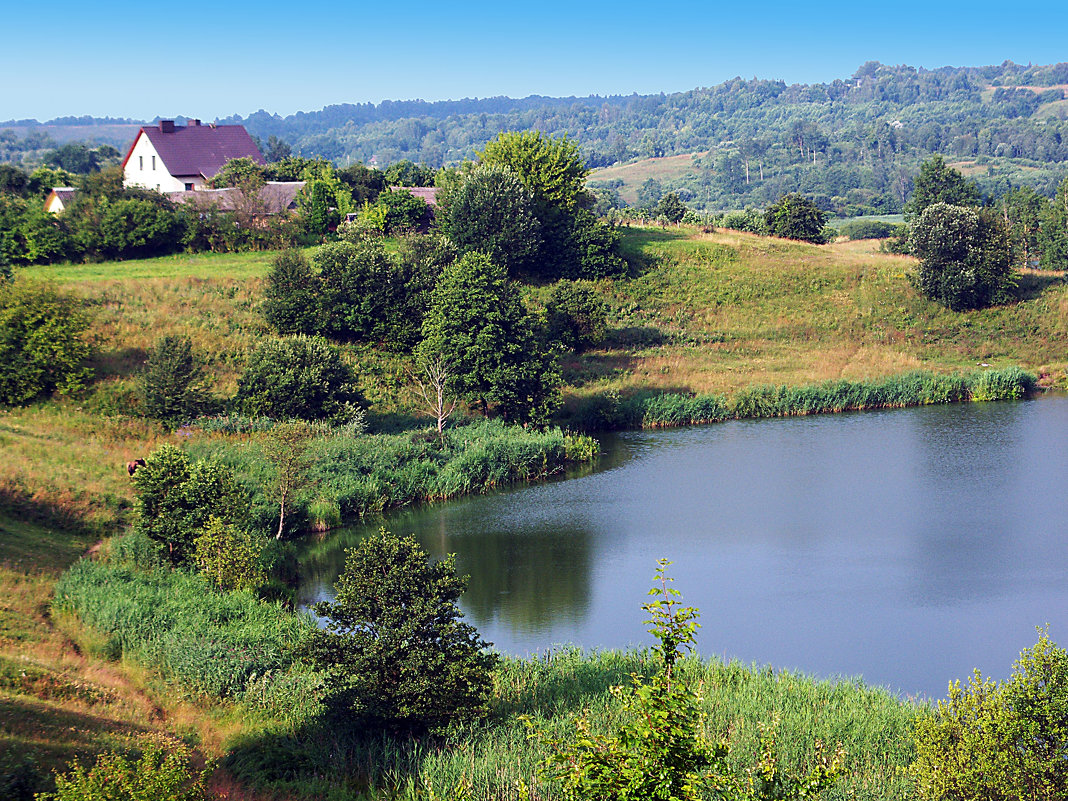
564, 209, 629, 279
546, 280, 608, 352
912, 631, 1068, 801
133, 444, 250, 565
372, 188, 432, 234
529, 561, 843, 801
840, 219, 898, 240
193, 516, 267, 592
95, 197, 183, 259
764, 192, 828, 243
233, 335, 364, 422
0, 280, 91, 406
911, 203, 1015, 311
262, 249, 321, 335
308, 529, 498, 735
141, 335, 208, 427
37, 736, 208, 801
720, 208, 765, 234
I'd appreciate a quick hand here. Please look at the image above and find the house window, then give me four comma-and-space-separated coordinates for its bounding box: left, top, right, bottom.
184, 183, 194, 191
151, 156, 156, 170
139, 156, 143, 169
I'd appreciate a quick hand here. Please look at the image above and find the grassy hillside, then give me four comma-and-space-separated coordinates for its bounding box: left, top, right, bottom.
2, 226, 1066, 796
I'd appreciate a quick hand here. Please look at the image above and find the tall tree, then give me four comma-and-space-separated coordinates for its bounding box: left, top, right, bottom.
904, 155, 982, 220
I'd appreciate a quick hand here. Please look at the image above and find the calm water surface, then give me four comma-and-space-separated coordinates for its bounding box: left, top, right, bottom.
296, 396, 1068, 699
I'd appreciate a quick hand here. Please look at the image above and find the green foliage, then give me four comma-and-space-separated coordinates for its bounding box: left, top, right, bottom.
260, 420, 317, 539
720, 208, 766, 235
53, 556, 317, 710
384, 159, 437, 187
1037, 177, 1068, 270
566, 368, 1036, 430
95, 197, 184, 259
545, 280, 608, 352
372, 188, 432, 234
209, 156, 266, 190
193, 516, 267, 592
37, 736, 209, 801
308, 529, 498, 735
564, 209, 629, 279
529, 561, 843, 801
336, 162, 387, 204
234, 335, 364, 422
911, 203, 1015, 310
904, 155, 982, 220
440, 163, 542, 276
656, 192, 688, 223
912, 630, 1068, 801
261, 249, 320, 334
0, 195, 72, 265
838, 219, 898, 240
419, 252, 561, 423
764, 193, 828, 243
479, 131, 590, 215
0, 280, 91, 406
140, 335, 207, 427
132, 443, 249, 565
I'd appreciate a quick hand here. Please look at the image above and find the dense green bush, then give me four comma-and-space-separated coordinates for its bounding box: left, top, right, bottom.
132, 443, 250, 565
912, 631, 1068, 801
720, 208, 765, 234
439, 163, 542, 276
839, 219, 899, 240
0, 280, 91, 405
261, 249, 320, 335
309, 529, 498, 735
37, 737, 209, 801
911, 203, 1015, 311
140, 335, 208, 427
371, 187, 432, 234
420, 252, 561, 424
233, 335, 364, 422
545, 280, 608, 352
763, 192, 828, 243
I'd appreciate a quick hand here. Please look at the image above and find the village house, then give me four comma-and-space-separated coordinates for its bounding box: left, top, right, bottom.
43, 187, 77, 214
121, 119, 265, 192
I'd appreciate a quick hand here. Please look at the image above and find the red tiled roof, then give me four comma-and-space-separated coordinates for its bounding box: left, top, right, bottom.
121, 122, 265, 180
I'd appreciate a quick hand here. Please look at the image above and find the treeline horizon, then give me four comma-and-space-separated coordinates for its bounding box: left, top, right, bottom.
5, 59, 1068, 216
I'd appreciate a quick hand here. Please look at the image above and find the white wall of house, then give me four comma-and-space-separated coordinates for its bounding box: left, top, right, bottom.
123, 133, 204, 192
44, 193, 66, 214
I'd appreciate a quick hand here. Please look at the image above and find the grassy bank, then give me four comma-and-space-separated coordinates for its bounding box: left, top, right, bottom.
53, 548, 920, 800
564, 366, 1038, 430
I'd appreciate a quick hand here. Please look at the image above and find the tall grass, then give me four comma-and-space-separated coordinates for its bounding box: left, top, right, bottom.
52, 558, 321, 723
223, 648, 920, 800
185, 418, 599, 532
566, 367, 1038, 431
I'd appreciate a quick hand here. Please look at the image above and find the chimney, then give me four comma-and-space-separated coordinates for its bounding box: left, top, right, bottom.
191, 119, 201, 127
160, 119, 175, 133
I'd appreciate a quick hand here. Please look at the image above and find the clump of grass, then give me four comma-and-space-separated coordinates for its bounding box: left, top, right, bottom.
567, 367, 1038, 430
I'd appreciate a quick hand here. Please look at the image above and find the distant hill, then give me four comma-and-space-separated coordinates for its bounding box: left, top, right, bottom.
4, 60, 1068, 214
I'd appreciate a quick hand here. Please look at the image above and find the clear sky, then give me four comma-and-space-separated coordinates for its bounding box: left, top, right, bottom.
5, 0, 1067, 121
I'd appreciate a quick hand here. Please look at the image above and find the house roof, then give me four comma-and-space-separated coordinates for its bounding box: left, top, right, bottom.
169, 181, 305, 214
121, 121, 265, 180
390, 185, 439, 206
49, 187, 78, 204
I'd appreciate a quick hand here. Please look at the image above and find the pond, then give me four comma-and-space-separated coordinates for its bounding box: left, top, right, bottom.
295, 396, 1068, 699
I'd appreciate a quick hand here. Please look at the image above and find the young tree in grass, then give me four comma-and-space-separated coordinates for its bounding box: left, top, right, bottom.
262, 249, 321, 335
308, 529, 498, 735
141, 335, 207, 428
410, 354, 456, 442
193, 516, 267, 591
261, 420, 317, 539
763, 192, 827, 243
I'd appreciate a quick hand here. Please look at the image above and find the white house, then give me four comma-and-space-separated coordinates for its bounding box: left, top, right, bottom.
121, 119, 265, 192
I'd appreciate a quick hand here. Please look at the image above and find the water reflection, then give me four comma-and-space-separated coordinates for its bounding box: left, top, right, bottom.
295, 397, 1068, 698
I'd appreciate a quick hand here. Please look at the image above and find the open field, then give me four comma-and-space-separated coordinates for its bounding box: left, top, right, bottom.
589, 153, 702, 204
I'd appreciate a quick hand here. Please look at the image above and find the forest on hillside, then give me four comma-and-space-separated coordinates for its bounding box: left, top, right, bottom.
5, 61, 1068, 215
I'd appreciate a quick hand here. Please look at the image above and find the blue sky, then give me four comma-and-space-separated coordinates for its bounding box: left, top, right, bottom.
5, 0, 1067, 121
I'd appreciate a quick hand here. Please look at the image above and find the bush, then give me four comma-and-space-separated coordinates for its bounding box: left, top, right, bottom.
133, 444, 250, 565
193, 516, 268, 592
0, 280, 91, 406
839, 219, 898, 240
372, 188, 432, 234
94, 197, 183, 259
37, 736, 208, 801
912, 631, 1068, 801
262, 249, 321, 335
233, 335, 364, 422
308, 529, 498, 735
764, 192, 827, 243
545, 280, 608, 352
720, 208, 765, 234
141, 335, 207, 427
911, 203, 1015, 310
564, 209, 629, 279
